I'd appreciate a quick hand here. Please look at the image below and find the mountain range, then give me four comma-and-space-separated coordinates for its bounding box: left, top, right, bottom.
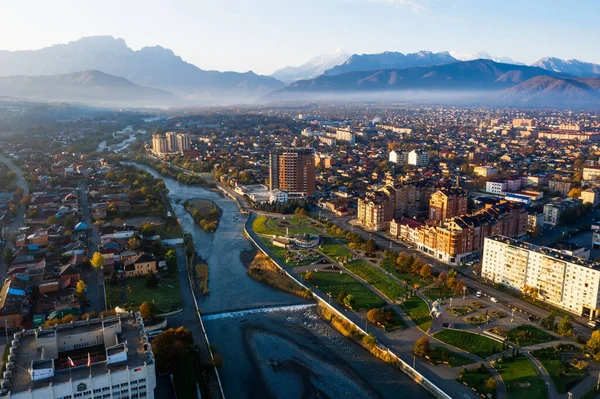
269, 59, 600, 108
0, 36, 599, 108
0, 36, 284, 102
322, 51, 458, 76
531, 57, 600, 77
270, 50, 350, 84
0, 70, 181, 106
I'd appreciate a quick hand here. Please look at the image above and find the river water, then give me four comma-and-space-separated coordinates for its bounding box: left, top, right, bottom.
129, 163, 430, 399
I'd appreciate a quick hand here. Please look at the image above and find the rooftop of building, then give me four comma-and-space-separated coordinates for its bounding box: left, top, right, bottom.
547, 241, 586, 252
486, 235, 600, 269
6, 315, 153, 395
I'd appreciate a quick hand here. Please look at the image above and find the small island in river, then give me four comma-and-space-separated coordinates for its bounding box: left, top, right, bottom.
183, 198, 222, 233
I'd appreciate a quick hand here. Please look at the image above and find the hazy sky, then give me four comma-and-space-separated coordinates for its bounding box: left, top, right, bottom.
0, 0, 598, 75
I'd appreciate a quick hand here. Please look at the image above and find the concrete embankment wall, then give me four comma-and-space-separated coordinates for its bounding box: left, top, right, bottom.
185, 254, 226, 399
243, 212, 452, 399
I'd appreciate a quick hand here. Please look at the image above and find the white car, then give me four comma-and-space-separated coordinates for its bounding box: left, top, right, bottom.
476, 290, 482, 298
490, 297, 498, 303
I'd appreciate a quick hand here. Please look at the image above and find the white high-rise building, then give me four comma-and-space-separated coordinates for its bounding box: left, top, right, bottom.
407, 150, 429, 167
151, 134, 168, 156
482, 235, 600, 318
176, 133, 191, 152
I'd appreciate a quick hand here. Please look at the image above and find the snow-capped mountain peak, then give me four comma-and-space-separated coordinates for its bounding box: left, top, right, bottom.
270, 50, 350, 84
450, 50, 523, 65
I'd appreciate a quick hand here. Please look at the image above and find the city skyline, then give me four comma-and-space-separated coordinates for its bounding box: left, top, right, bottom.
1, 0, 598, 75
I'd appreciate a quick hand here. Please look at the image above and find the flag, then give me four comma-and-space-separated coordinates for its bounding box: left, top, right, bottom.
68, 357, 75, 367
87, 353, 91, 367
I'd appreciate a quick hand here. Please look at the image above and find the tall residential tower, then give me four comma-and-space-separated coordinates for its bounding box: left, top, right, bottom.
269, 148, 315, 197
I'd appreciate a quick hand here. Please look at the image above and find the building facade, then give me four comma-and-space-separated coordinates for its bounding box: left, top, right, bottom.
151, 134, 168, 156
482, 236, 600, 318
428, 188, 468, 223
269, 148, 315, 197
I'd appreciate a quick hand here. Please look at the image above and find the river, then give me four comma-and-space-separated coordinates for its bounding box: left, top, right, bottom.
129, 162, 430, 399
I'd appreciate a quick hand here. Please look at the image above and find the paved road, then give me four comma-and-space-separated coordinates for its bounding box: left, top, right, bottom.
0, 154, 29, 278
79, 182, 105, 313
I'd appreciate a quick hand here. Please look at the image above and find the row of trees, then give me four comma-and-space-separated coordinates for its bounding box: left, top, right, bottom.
253, 199, 309, 214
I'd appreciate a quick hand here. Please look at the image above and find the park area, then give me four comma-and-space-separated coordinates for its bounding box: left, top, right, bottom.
493, 354, 547, 399
457, 363, 496, 398
427, 346, 474, 368
489, 325, 555, 347
302, 271, 385, 310
252, 215, 321, 236
532, 345, 588, 393
400, 296, 432, 331
344, 259, 407, 300
106, 274, 182, 313
434, 329, 503, 359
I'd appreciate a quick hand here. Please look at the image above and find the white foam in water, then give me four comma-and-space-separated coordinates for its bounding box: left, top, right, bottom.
202, 303, 316, 321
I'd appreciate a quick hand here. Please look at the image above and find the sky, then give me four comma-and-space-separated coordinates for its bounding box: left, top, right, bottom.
0, 0, 598, 75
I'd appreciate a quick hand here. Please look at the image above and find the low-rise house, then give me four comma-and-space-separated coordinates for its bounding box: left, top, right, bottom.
124, 253, 157, 278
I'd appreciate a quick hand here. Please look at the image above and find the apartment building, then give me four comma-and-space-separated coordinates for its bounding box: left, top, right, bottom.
543, 198, 582, 227
482, 236, 600, 318
407, 150, 429, 167
165, 131, 178, 152
429, 188, 468, 223
583, 166, 600, 181
581, 188, 600, 207
473, 166, 498, 177
151, 134, 168, 156
357, 191, 393, 231
175, 133, 191, 152
414, 202, 527, 265
269, 148, 315, 197
335, 127, 356, 145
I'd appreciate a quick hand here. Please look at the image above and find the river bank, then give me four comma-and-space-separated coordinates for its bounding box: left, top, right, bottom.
127, 162, 431, 398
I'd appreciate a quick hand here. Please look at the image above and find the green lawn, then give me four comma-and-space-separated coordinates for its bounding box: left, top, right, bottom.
493, 355, 547, 399
380, 258, 433, 288
106, 275, 182, 313
428, 346, 475, 367
302, 271, 385, 310
319, 238, 353, 260
507, 325, 555, 347
253, 215, 321, 236
532, 347, 588, 393
434, 329, 503, 359
400, 296, 432, 331
344, 259, 407, 300
457, 368, 495, 398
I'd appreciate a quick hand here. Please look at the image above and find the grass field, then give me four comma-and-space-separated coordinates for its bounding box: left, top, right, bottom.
253, 215, 320, 236
344, 259, 407, 300
302, 271, 385, 310
428, 346, 474, 367
400, 296, 432, 331
106, 275, 182, 313
434, 329, 503, 359
379, 259, 433, 288
532, 347, 588, 393
423, 285, 454, 300
507, 325, 555, 347
457, 367, 495, 398
494, 355, 547, 399
319, 238, 353, 260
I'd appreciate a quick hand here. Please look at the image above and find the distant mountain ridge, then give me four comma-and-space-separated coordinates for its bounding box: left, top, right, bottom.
0, 70, 182, 106
0, 36, 285, 102
450, 51, 523, 65
270, 50, 350, 84
322, 51, 458, 76
532, 57, 600, 77
267, 59, 600, 108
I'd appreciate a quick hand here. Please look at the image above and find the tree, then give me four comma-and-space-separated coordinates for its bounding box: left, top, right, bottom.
146, 271, 158, 288
3, 248, 14, 265
27, 209, 39, 219
140, 301, 158, 321
337, 290, 348, 303
419, 264, 432, 278
305, 271, 314, 281
91, 252, 104, 270
364, 238, 377, 252
414, 337, 430, 357
541, 311, 556, 331
20, 194, 31, 206
367, 308, 383, 324
587, 330, 600, 360
152, 327, 194, 374
436, 271, 447, 285
46, 216, 59, 225
557, 315, 573, 337
484, 377, 497, 392
128, 237, 141, 250
75, 280, 87, 299
343, 294, 355, 309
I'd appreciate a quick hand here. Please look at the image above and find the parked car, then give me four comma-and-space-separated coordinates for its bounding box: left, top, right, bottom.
476, 290, 482, 298
490, 297, 498, 303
